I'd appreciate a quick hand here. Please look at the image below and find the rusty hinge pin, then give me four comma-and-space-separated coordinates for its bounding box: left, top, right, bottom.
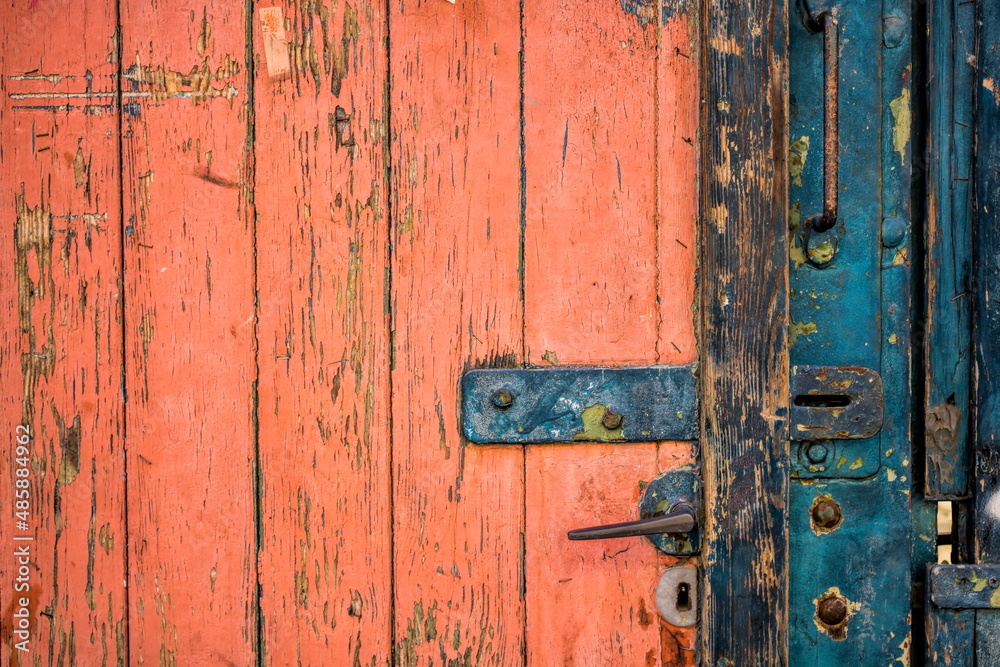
819, 12, 839, 232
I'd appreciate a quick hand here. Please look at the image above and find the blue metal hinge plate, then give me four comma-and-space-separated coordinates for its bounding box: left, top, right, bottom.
462, 365, 698, 444
929, 564, 1000, 609
462, 364, 883, 445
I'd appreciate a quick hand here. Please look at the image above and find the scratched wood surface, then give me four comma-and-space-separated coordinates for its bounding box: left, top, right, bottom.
389, 0, 526, 664
522, 1, 699, 664
700, 0, 788, 664
1, 1, 710, 665
924, 0, 975, 501
0, 3, 127, 665
253, 1, 393, 664
119, 4, 257, 664
974, 2, 1000, 663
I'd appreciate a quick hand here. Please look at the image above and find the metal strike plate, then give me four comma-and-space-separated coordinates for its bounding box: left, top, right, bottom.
929, 564, 1000, 609
790, 365, 883, 440
461, 365, 697, 444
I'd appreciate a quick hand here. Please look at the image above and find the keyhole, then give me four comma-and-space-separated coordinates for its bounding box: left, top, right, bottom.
676, 582, 691, 612
793, 394, 851, 408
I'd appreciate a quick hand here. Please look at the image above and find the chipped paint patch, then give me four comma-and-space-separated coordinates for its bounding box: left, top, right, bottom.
789, 136, 810, 187
889, 87, 911, 164
618, 0, 656, 26
789, 320, 817, 347
984, 77, 1000, 105
892, 246, 908, 266
789, 203, 806, 268
808, 240, 835, 265
572, 404, 625, 442
894, 634, 911, 666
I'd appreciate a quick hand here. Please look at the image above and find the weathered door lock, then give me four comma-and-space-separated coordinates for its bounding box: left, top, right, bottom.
566, 468, 700, 556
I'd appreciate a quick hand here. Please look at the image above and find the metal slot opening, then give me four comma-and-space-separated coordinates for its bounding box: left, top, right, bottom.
676, 582, 691, 612
793, 394, 851, 408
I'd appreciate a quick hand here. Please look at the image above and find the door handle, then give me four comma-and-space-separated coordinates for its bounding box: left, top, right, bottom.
798, 2, 840, 268
567, 503, 696, 541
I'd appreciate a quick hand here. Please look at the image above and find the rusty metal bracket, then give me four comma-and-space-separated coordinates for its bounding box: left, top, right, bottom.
790, 365, 884, 441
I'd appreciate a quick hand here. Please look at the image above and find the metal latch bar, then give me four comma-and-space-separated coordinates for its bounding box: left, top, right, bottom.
462, 364, 883, 444
929, 564, 1000, 609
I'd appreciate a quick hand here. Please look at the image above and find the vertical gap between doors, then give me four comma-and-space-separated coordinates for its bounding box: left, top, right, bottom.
245, 1, 264, 664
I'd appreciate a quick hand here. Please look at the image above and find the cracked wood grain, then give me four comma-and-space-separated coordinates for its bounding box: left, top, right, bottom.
699, 0, 789, 664
0, 4, 127, 665
389, 0, 525, 664
120, 3, 256, 664
253, 0, 392, 663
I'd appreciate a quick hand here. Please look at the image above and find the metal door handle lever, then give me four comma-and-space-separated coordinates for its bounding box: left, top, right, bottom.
567, 506, 696, 541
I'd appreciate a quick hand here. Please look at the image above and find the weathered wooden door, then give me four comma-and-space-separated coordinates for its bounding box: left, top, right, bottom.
3, 0, 782, 664
14, 0, 1000, 665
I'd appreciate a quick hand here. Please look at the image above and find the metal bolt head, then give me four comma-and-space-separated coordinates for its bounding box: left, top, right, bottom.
817, 595, 848, 626
492, 389, 514, 410
811, 499, 843, 531
805, 443, 830, 464
601, 409, 624, 430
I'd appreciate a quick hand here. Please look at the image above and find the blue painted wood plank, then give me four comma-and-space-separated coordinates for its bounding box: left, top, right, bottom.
924, 0, 976, 500
700, 0, 789, 662
925, 604, 974, 666
788, 0, 924, 663
975, 0, 1000, 569
975, 2, 1000, 664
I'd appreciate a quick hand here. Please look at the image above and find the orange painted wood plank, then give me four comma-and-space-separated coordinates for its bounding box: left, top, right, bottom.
523, 2, 700, 665
119, 5, 256, 664
0, 4, 127, 665
389, 0, 524, 662
657, 12, 699, 369
253, 1, 392, 663
655, 14, 700, 666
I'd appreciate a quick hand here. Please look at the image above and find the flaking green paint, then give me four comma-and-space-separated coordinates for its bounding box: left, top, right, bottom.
572, 404, 625, 442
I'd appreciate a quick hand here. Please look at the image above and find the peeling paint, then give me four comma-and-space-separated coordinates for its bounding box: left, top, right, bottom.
889, 87, 911, 164
125, 56, 239, 103
572, 404, 625, 442
789, 136, 810, 187
789, 320, 817, 347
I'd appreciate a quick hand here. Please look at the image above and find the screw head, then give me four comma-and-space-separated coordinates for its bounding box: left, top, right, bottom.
492, 389, 515, 410
816, 595, 848, 626
882, 217, 907, 248
601, 409, 624, 430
